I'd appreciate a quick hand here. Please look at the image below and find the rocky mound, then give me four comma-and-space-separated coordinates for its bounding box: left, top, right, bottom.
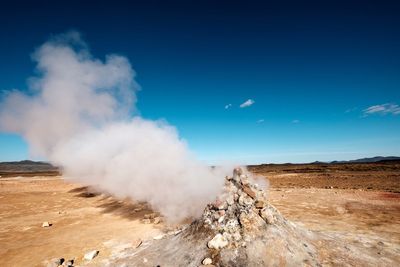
107, 168, 318, 266
107, 168, 393, 267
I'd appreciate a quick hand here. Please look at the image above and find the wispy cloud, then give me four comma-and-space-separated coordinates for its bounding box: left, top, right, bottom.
292, 119, 300, 123
257, 119, 264, 123
363, 103, 400, 116
239, 99, 255, 108
345, 107, 358, 113
224, 103, 232, 109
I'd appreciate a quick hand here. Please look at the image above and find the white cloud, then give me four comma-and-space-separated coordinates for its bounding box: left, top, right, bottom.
363, 103, 400, 116
224, 103, 232, 109
257, 119, 264, 123
292, 119, 300, 123
239, 99, 255, 108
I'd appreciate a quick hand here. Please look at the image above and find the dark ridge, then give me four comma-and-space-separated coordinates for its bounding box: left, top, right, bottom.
0, 160, 60, 177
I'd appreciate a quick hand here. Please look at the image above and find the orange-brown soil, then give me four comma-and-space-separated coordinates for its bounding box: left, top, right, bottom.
0, 162, 399, 266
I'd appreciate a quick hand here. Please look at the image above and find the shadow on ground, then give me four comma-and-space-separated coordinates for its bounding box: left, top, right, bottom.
68, 185, 154, 221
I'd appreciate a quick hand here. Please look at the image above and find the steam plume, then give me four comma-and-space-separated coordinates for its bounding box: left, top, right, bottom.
0, 32, 228, 221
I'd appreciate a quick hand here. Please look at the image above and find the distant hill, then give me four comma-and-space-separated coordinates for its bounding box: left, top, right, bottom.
0, 160, 59, 177
330, 156, 400, 164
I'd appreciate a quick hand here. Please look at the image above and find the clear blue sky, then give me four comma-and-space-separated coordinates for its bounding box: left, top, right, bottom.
0, 1, 399, 164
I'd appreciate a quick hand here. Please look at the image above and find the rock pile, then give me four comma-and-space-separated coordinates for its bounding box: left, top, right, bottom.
202, 167, 272, 250
109, 167, 323, 266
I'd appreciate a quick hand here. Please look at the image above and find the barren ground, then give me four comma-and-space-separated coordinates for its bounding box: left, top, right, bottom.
0, 162, 399, 266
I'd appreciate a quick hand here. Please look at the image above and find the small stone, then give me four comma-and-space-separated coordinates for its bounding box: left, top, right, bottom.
52, 258, 64, 266
143, 258, 148, 263
207, 233, 229, 249
153, 234, 166, 240
64, 259, 74, 266
134, 208, 142, 212
218, 215, 225, 223
173, 229, 182, 235
202, 257, 213, 265
84, 250, 99, 260
153, 217, 162, 224
42, 221, 51, 227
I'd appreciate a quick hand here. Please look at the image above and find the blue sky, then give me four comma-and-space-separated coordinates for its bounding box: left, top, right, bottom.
0, 1, 399, 163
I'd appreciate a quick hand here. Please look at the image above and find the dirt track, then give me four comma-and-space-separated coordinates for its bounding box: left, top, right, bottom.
0, 163, 399, 266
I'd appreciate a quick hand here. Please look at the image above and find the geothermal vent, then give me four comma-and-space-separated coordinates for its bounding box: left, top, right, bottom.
108, 168, 379, 267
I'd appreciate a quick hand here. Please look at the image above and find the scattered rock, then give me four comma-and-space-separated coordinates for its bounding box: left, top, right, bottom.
84, 250, 99, 260
207, 233, 228, 249
202, 257, 213, 265
42, 221, 51, 227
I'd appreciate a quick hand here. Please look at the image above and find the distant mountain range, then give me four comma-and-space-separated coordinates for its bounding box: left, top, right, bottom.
0, 160, 59, 176
1, 156, 399, 176
323, 156, 400, 164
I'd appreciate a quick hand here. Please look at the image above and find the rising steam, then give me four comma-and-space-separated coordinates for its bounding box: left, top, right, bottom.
0, 31, 228, 221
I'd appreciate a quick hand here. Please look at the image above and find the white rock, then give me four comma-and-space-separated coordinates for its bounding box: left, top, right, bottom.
207, 233, 229, 249
218, 215, 225, 223
153, 234, 166, 240
202, 257, 213, 265
42, 221, 51, 227
84, 250, 99, 260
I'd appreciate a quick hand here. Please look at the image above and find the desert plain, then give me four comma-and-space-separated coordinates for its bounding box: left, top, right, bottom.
0, 161, 399, 266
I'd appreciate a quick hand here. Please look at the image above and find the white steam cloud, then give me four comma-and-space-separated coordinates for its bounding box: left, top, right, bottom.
0, 32, 228, 221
